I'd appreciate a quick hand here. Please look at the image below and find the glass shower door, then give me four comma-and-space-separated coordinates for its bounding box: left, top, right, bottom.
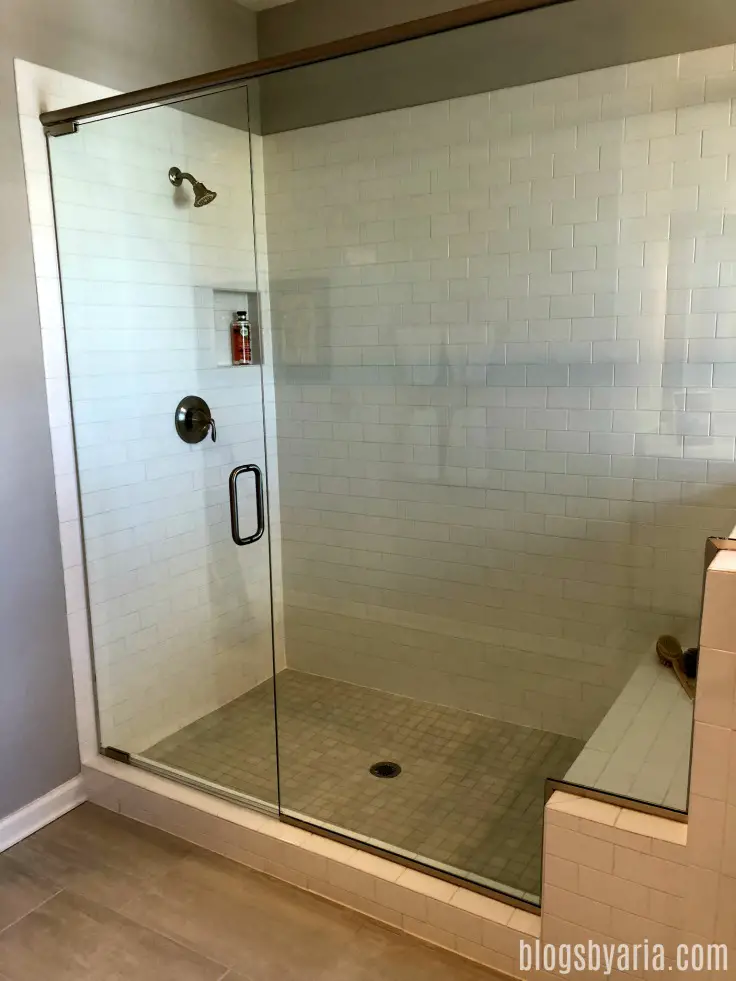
48, 93, 279, 810
260, 43, 589, 902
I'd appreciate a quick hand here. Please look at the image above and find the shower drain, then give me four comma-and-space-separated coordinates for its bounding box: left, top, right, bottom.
370, 761, 402, 779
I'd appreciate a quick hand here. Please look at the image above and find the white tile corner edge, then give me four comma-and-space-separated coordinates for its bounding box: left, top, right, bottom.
709, 549, 736, 574
0, 774, 85, 852
546, 788, 688, 846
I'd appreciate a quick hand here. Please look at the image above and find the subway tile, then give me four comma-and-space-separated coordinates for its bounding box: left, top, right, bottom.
544, 885, 612, 933
677, 101, 732, 132
695, 648, 736, 729
688, 795, 727, 871
690, 723, 731, 803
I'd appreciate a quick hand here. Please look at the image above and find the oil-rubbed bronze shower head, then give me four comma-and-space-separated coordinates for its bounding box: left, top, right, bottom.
168, 166, 217, 208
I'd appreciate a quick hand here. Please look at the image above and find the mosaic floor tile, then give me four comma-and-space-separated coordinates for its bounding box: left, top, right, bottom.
145, 670, 584, 900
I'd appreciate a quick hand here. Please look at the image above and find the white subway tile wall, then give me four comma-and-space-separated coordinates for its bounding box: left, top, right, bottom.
37, 87, 282, 753
264, 46, 736, 739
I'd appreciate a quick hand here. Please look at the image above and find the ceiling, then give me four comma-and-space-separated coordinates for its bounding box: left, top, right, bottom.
234, 0, 297, 9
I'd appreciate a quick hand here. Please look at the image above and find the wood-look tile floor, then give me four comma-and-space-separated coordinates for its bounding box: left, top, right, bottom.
0, 804, 507, 981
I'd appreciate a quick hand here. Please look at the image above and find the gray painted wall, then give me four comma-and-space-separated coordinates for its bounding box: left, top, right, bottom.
257, 0, 736, 134
258, 0, 734, 56
0, 0, 256, 822
258, 0, 492, 55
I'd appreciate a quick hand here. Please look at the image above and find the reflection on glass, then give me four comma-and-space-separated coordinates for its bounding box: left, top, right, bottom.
49, 92, 279, 809
264, 26, 724, 902
47, 5, 736, 907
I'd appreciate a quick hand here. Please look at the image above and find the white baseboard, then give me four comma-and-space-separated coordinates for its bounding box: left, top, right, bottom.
0, 775, 86, 852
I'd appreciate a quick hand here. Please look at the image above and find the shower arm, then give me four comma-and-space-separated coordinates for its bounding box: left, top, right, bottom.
169, 167, 196, 189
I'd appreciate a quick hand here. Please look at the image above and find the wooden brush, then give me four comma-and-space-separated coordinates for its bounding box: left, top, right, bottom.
656, 635, 696, 701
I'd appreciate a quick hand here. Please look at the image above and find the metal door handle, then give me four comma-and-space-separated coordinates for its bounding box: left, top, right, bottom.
229, 465, 265, 546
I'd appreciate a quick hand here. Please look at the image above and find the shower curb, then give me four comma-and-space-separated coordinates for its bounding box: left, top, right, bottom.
83, 758, 539, 977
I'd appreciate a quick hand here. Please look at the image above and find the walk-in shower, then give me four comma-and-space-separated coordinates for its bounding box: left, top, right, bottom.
41, 0, 736, 907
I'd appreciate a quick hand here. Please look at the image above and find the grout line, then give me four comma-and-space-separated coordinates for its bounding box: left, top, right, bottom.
0, 816, 229, 974
88, 877, 235, 977
104, 851, 242, 975
0, 888, 63, 939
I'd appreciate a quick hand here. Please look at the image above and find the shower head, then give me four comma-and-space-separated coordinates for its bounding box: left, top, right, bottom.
192, 183, 217, 208
168, 166, 217, 208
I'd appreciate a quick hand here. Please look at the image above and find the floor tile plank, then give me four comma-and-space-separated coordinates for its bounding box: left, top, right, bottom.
2, 806, 509, 980
0, 855, 59, 932
0, 891, 227, 981
4, 804, 192, 910
120, 846, 507, 980
119, 850, 380, 980
363, 933, 507, 980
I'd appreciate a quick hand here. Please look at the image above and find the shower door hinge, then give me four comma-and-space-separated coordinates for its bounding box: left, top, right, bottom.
44, 121, 78, 138
103, 746, 131, 764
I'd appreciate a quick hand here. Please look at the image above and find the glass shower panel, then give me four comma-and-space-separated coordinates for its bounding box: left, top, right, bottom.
49, 91, 279, 809
261, 17, 736, 903
44, 4, 736, 909
262, 29, 592, 905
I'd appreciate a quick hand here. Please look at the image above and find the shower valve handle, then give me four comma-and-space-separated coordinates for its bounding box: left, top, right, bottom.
174, 396, 216, 444
192, 410, 216, 443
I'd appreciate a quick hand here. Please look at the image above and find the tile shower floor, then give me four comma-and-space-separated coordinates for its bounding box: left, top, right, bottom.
145, 670, 584, 900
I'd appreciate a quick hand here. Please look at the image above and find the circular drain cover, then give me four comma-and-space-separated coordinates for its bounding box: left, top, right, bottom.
370, 761, 402, 779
